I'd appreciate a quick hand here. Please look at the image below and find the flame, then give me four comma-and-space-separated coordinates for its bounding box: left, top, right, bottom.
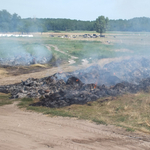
59, 71, 63, 74
76, 79, 79, 82
94, 82, 97, 89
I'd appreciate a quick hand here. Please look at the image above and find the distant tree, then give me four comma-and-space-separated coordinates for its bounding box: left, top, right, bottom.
2, 9, 150, 33
0, 10, 12, 32
0, 22, 9, 32
11, 13, 21, 32
95, 16, 109, 36
0, 10, 11, 23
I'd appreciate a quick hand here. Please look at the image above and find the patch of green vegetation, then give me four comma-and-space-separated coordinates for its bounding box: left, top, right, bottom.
0, 100, 12, 106
17, 97, 33, 108
44, 38, 117, 64
125, 127, 135, 132
116, 116, 128, 122
28, 106, 76, 117
0, 93, 15, 106
92, 118, 107, 125
50, 45, 71, 61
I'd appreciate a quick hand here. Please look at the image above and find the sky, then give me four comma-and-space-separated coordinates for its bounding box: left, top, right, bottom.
0, 0, 150, 21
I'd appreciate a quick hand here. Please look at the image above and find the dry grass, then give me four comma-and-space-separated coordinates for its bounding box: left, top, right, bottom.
60, 92, 150, 132
15, 91, 150, 133
30, 64, 47, 68
0, 68, 8, 78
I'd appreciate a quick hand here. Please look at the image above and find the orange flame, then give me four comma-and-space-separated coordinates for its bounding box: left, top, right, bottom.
94, 82, 97, 89
76, 79, 79, 82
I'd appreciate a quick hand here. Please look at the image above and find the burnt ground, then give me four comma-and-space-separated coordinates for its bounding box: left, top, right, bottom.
1, 65, 51, 76
0, 58, 63, 76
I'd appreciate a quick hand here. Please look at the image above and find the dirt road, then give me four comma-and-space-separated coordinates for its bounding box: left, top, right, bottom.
46, 45, 78, 60
1, 102, 150, 150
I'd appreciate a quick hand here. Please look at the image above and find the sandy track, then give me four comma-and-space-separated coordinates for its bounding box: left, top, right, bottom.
46, 44, 78, 59
0, 102, 150, 150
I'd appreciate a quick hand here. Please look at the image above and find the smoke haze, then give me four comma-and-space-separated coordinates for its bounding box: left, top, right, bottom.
0, 39, 52, 66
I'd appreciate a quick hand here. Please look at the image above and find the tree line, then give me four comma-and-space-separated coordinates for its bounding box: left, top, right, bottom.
0, 10, 150, 33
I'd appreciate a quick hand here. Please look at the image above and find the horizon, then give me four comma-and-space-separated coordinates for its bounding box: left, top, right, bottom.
1, 9, 149, 22
0, 0, 150, 21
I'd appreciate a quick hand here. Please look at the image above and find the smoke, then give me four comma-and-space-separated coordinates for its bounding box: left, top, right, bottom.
30, 45, 53, 63
0, 39, 52, 66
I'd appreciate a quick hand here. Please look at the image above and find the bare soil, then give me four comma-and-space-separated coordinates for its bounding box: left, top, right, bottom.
1, 102, 150, 150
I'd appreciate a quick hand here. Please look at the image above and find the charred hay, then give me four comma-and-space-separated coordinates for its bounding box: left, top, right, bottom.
1, 57, 150, 108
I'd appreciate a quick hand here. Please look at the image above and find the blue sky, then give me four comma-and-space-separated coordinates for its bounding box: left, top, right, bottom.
0, 0, 150, 20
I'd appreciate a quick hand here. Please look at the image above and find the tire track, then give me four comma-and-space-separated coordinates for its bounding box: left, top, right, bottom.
46, 44, 78, 60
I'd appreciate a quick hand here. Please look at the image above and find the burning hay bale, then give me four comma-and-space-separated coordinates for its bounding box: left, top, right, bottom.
1, 57, 150, 108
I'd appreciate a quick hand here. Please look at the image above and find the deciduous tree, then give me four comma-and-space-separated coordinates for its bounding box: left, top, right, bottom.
95, 16, 109, 36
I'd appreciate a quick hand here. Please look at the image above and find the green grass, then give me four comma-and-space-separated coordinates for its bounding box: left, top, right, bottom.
44, 38, 118, 65
92, 118, 107, 125
49, 45, 71, 61
0, 93, 15, 106
17, 97, 34, 108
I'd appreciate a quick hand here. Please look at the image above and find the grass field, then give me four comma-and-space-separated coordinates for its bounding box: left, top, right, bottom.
1, 31, 150, 65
